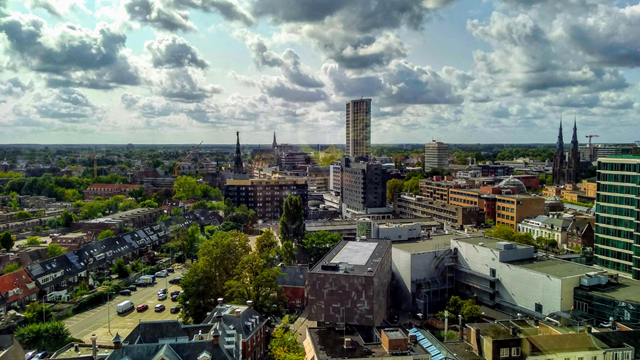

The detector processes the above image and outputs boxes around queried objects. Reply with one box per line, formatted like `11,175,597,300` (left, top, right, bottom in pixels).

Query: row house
0,269,39,311
83,184,143,200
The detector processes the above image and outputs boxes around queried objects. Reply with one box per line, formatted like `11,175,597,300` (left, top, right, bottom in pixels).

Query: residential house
517,215,571,247
276,265,308,309
567,220,594,250
0,269,39,309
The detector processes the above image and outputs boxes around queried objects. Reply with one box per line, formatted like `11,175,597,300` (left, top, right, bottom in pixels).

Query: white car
158,293,167,301
155,270,168,278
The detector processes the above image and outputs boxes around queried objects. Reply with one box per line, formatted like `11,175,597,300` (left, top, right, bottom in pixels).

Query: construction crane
69,151,100,178
585,135,600,147
174,142,203,176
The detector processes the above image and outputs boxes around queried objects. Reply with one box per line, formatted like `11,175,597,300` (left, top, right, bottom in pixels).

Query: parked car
136,304,149,312
25,351,41,360
170,306,180,314
128,285,137,291
171,290,180,297
155,304,165,312
158,293,167,301
119,289,131,296
32,352,48,360
171,294,179,302
155,270,168,278
166,267,175,273
169,276,183,285
158,288,168,295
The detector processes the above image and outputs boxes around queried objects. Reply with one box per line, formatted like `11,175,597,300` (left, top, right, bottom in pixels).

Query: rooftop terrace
392,234,459,254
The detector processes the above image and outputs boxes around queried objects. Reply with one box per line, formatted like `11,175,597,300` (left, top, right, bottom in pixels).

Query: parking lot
64,271,186,343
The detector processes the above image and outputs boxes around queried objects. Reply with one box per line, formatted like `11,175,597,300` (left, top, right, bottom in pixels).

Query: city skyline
0,0,639,144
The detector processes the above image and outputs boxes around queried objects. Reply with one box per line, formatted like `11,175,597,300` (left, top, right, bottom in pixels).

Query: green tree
513,232,538,248
403,177,421,195
386,179,405,203
118,199,138,212
280,195,305,244
23,302,52,324
281,241,296,266
15,321,80,352
173,176,200,200
225,254,285,317
197,184,222,201
139,200,158,208
546,175,553,186
183,224,203,258
80,201,107,219
301,231,342,263
254,229,280,266
159,214,170,221
46,244,66,259
172,208,183,216
98,230,115,240
111,259,132,278
190,200,208,211
269,320,305,360
405,172,426,181
3,263,21,274
46,217,59,229
0,231,14,251
59,210,77,227
484,219,495,227
25,237,42,246
64,189,82,202
485,224,515,241
127,186,146,202
179,231,251,323
14,211,33,220
219,221,239,232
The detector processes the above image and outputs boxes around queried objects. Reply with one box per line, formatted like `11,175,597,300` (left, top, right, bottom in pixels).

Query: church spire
272,132,277,149
234,131,243,174
571,116,579,151
556,117,564,153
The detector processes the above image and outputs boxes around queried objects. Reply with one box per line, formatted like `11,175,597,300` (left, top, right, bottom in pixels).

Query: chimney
235,309,242,318
217,298,224,305
111,333,122,350
90,334,98,360
585,325,592,334
247,300,253,308
344,338,352,348
215,310,222,322
212,328,220,344
509,327,516,337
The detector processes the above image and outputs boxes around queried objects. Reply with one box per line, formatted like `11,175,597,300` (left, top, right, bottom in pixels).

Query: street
64,270,185,343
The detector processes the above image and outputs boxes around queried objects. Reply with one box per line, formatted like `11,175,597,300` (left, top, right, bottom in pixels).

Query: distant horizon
0,142,637,147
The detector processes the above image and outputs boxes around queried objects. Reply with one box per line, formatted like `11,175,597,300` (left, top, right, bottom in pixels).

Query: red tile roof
0,269,39,303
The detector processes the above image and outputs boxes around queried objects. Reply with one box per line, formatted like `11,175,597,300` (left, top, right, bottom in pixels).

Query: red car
136,304,149,312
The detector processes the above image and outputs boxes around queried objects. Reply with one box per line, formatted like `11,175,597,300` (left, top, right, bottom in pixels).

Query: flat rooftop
469,323,516,340
392,234,459,254
310,240,390,276
452,236,532,250
510,257,597,278
579,276,640,303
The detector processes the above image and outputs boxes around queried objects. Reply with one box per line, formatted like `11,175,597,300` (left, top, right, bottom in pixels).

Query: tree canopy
301,231,342,263
280,195,305,244
98,230,115,240
386,179,404,203
173,176,199,200
0,231,13,251
47,244,66,259
179,231,251,323
15,321,80,352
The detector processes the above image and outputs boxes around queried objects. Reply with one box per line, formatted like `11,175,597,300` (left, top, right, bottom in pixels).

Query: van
116,300,134,314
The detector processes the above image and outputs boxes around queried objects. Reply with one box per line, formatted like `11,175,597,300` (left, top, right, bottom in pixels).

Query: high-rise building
340,157,388,219
345,99,372,159
552,120,580,185
594,156,640,279
424,140,449,169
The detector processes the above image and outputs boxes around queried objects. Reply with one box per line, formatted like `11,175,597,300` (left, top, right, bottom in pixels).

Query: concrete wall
0,336,25,360
453,240,564,315
391,248,413,310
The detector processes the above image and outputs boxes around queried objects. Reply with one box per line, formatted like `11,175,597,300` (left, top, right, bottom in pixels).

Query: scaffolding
414,247,457,317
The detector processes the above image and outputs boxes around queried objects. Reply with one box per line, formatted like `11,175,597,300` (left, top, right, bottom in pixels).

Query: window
512,348,521,357
578,357,584,360
500,348,509,358
592,356,598,360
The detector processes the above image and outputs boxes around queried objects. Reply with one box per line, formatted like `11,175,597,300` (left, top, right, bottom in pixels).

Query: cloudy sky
0,0,638,144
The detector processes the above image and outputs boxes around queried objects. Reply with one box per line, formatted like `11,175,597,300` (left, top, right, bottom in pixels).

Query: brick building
84,184,143,200
224,178,308,221
307,240,392,326
495,194,546,230
276,265,308,310
0,269,39,309
394,193,484,227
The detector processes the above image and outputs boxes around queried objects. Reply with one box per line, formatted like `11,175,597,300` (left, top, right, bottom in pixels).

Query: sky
0,0,639,145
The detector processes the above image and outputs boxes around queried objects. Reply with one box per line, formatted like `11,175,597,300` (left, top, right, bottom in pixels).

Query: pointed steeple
272,132,277,149
234,131,244,174
556,117,564,153
571,117,579,151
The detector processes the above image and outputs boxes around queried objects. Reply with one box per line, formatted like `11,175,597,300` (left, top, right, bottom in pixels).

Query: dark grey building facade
340,157,387,215
307,239,392,326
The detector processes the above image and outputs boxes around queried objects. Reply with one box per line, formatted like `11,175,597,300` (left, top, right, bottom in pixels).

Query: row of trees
385,169,451,203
